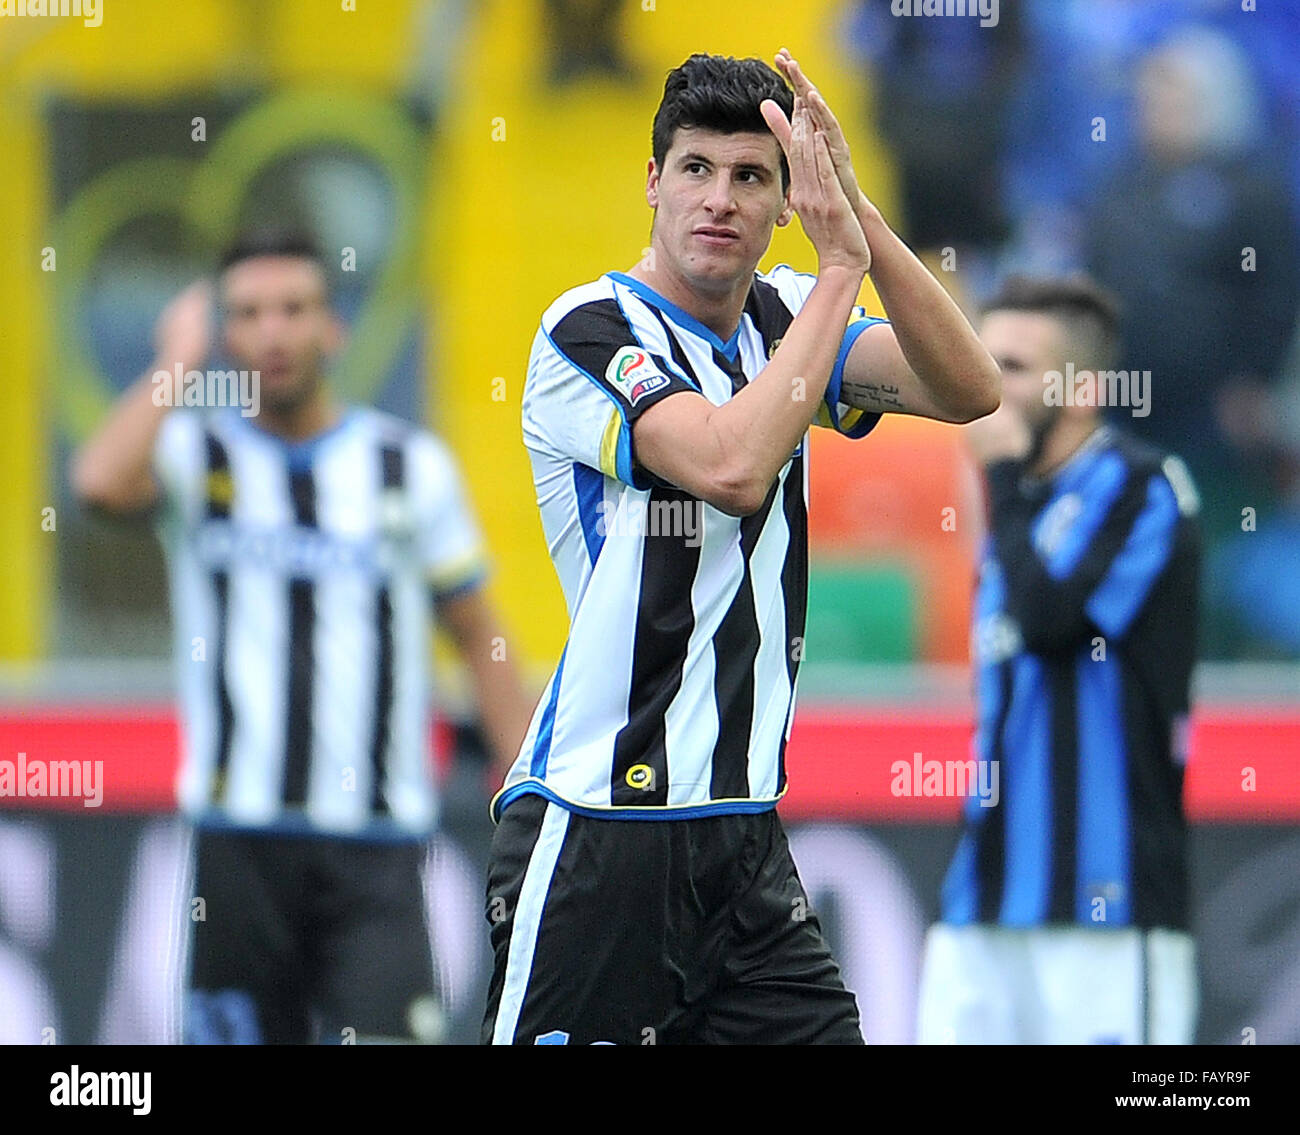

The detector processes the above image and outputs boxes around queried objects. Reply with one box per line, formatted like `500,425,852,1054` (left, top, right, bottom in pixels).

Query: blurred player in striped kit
71,230,534,1043
919,276,1202,1044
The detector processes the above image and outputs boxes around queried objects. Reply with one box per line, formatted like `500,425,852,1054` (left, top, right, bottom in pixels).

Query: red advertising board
2,706,1296,821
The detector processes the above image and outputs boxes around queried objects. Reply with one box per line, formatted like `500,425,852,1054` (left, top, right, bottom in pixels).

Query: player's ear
645,159,660,209
776,189,793,228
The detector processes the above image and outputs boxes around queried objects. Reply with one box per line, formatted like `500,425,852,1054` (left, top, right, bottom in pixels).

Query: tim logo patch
606,346,669,405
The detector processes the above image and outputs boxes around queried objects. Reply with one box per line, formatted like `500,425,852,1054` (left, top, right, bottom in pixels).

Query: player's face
646,126,791,296
220,256,341,414
979,310,1066,440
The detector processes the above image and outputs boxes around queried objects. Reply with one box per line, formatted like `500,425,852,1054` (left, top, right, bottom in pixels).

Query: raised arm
71,281,212,513
632,268,864,514
775,51,1000,424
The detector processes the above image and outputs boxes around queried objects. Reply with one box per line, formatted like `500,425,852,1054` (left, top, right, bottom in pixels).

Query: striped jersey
152,405,487,840
492,265,887,821
942,427,1202,929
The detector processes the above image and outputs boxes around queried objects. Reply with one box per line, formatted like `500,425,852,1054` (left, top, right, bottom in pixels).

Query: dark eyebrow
678,152,774,178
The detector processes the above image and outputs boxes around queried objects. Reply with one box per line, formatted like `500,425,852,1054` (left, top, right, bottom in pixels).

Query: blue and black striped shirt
942,427,1201,930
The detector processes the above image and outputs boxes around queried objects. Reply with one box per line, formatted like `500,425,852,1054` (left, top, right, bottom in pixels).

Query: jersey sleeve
409,433,489,600
1083,456,1197,640
524,297,699,490
759,263,888,440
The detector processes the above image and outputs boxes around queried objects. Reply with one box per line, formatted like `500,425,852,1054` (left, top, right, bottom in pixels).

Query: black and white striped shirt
494,265,886,820
153,406,486,840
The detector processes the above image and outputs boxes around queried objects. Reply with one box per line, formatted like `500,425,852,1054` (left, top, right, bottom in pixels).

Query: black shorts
481,794,863,1045
185,828,439,1044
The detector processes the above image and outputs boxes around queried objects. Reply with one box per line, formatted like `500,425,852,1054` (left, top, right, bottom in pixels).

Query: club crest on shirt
606,346,669,405
1034,492,1084,560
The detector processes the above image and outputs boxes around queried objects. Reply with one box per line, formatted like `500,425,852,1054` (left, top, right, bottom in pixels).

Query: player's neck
1032,417,1104,479
256,388,343,442
625,254,750,342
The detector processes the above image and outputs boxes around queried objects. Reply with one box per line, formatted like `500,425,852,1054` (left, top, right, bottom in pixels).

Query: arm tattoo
840,378,904,411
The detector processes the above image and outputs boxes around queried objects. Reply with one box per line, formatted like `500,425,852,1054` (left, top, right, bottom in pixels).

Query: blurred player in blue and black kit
918,276,1203,1045
481,51,1001,1045
71,230,534,1043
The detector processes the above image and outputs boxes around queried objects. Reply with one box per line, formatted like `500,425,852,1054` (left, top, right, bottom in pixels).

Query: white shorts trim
490,802,570,1045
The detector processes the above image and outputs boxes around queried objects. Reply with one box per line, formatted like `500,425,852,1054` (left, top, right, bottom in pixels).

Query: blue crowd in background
849,0,1300,659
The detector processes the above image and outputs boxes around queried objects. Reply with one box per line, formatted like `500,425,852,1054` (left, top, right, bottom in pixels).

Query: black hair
218,228,327,277
651,53,795,191
983,274,1122,371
